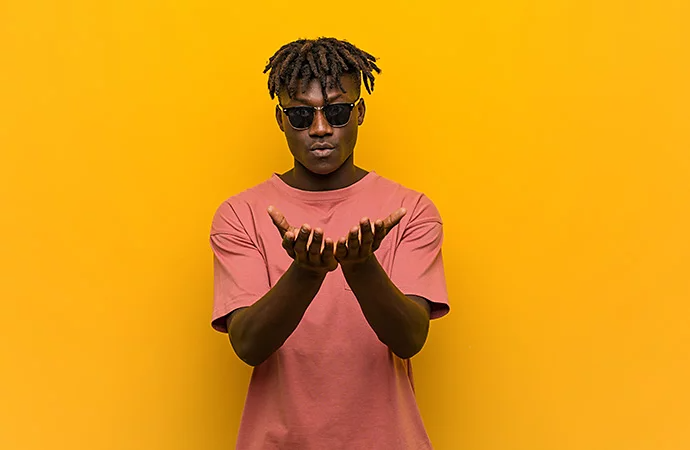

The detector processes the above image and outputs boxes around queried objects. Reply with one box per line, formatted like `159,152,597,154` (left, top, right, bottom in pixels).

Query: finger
335,237,348,260
294,224,311,258
308,228,323,264
372,208,407,252
282,230,297,258
267,205,291,238
372,219,386,251
359,217,374,252
347,225,360,255
322,238,336,265
382,207,407,234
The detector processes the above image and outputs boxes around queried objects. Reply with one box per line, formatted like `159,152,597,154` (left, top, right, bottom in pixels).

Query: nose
308,109,333,137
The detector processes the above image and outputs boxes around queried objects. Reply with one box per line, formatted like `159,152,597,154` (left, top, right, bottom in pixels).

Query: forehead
279,74,359,106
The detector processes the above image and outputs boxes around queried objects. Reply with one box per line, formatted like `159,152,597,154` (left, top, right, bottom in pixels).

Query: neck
280,161,368,192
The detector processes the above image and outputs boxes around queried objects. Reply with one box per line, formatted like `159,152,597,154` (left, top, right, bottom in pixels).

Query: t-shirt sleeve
210,199,270,333
390,194,450,320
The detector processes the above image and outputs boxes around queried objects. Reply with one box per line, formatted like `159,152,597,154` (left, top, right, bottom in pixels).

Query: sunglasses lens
283,103,355,129
325,104,353,126
286,107,314,129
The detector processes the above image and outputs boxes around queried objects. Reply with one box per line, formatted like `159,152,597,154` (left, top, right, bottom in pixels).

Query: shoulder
371,173,443,225
210,178,276,234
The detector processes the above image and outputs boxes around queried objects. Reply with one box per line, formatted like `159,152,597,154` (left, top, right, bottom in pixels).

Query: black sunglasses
279,99,360,130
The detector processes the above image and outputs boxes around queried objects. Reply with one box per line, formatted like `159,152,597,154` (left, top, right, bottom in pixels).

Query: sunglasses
279,99,360,130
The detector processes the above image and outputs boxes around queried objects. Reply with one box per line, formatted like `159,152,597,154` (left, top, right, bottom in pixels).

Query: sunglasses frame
278,98,362,130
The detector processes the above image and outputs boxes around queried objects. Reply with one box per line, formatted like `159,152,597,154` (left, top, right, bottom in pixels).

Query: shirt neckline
268,170,378,202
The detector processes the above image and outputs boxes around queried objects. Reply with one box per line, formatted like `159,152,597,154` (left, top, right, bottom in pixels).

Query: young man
210,37,450,450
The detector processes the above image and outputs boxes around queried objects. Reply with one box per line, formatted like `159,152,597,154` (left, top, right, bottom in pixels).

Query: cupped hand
335,207,407,268
267,205,339,274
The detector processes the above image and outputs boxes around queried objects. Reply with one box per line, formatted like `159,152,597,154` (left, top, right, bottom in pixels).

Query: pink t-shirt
210,170,450,450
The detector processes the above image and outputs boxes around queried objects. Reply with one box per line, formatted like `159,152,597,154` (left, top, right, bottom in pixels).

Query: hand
267,205,339,274
335,207,407,268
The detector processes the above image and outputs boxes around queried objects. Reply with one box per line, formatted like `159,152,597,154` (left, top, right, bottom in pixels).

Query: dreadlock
263,37,381,102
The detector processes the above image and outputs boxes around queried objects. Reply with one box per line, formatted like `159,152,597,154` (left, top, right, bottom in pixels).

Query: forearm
342,256,429,359
228,261,326,366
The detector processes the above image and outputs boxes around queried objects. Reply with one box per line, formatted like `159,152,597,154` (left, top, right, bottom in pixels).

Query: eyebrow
289,92,345,106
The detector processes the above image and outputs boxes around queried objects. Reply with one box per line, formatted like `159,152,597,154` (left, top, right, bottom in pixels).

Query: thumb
267,205,290,238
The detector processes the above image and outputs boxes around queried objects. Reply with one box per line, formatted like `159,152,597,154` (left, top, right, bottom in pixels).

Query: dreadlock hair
264,37,381,103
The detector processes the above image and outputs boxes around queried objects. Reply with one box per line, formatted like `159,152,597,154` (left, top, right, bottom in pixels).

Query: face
275,74,366,175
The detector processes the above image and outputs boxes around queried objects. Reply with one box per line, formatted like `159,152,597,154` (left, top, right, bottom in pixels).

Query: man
210,37,450,450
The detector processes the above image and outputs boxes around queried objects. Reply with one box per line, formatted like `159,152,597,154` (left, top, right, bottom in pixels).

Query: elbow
392,341,424,359
392,323,429,359
241,354,264,367
230,335,265,367
392,334,428,359
227,310,262,366
393,348,419,360
228,319,263,367
392,300,431,359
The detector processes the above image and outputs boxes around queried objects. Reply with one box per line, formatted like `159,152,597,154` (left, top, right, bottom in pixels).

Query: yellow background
2,1,689,449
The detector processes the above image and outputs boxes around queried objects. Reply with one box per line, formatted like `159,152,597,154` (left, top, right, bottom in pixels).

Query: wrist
340,254,377,274
290,260,329,280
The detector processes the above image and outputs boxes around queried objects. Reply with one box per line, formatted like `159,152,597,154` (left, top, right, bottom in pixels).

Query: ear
275,104,285,132
356,98,366,126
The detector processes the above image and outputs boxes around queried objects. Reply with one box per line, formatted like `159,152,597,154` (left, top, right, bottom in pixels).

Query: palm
335,207,407,267
267,205,339,273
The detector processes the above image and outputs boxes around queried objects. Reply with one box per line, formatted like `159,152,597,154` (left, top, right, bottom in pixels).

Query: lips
309,146,335,158
310,143,335,151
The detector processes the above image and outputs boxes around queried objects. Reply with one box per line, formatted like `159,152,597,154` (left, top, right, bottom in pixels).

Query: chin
305,164,339,175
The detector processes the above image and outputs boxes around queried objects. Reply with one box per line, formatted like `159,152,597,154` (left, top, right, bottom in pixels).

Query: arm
341,255,431,359
335,209,433,359
228,208,340,366
227,260,326,366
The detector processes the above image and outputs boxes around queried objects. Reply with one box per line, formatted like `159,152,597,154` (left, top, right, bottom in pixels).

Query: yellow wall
2,1,689,449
